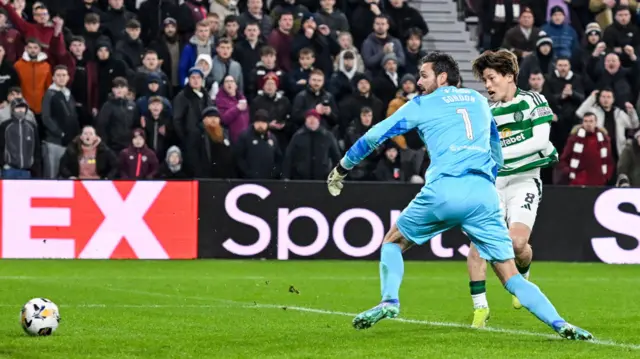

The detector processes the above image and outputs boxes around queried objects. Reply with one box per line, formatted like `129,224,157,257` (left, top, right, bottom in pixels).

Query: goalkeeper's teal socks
380,243,404,302
504,274,564,328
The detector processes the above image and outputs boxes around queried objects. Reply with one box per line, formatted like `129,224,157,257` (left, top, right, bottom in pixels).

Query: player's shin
380,242,404,303
467,244,488,309
515,244,533,279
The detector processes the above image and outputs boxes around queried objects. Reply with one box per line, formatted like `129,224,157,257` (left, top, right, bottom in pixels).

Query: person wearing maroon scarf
118,128,160,179
558,112,615,186
178,0,208,42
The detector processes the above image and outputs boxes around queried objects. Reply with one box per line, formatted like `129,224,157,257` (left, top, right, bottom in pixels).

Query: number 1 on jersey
456,108,474,140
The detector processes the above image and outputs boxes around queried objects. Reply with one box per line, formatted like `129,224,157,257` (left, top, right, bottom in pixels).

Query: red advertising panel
0,180,198,259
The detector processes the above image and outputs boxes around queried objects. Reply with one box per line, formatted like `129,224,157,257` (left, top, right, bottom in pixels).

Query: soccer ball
20,298,60,336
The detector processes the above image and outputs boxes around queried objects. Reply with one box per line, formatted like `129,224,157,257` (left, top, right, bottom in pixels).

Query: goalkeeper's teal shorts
395,174,515,262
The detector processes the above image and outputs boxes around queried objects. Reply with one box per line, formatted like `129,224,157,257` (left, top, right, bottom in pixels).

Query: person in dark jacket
372,53,401,109
178,0,208,41
328,49,362,104
238,0,273,35
572,22,603,75
374,141,410,182
282,109,340,180
518,32,555,89
150,18,185,94
41,65,81,179
66,0,104,36
96,77,138,152
291,69,339,131
587,51,639,108
115,19,145,70
118,128,160,179
338,73,385,133
287,47,315,98
267,10,294,72
501,7,540,61
541,6,578,59
173,67,213,172
194,105,236,178
291,12,340,77
349,0,382,49
94,40,129,108
402,28,427,77
251,72,292,151
384,0,428,40
134,50,172,101
138,0,180,45
234,109,282,178
360,14,406,74
343,106,378,180
141,96,170,160
58,125,118,179
0,98,41,178
102,0,136,45
247,46,286,101
136,73,173,117
157,145,189,179
233,21,266,92
81,13,111,62
314,0,349,36
602,6,640,68
0,45,20,105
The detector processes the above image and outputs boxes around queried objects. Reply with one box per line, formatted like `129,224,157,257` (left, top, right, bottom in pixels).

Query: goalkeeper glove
327,163,349,196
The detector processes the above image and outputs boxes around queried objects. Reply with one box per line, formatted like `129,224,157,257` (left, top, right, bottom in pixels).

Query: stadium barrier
0,180,638,263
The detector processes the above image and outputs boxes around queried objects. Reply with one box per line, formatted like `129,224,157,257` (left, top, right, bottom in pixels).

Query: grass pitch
0,260,638,358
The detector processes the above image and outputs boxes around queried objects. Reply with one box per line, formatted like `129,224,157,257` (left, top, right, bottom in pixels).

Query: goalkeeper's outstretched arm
339,99,420,171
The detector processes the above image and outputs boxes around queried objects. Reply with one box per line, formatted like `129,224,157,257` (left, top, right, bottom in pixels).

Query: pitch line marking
92,286,640,351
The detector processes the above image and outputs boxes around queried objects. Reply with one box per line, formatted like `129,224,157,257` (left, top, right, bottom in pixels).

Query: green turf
0,260,638,359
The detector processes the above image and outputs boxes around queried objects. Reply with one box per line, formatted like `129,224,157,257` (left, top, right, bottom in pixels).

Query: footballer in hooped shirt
326,52,592,340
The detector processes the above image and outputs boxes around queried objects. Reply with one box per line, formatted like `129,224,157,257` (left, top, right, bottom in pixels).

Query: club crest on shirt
514,111,524,122
500,128,512,139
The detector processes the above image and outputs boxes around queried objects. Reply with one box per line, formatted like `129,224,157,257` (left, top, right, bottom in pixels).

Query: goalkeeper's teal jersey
341,86,503,184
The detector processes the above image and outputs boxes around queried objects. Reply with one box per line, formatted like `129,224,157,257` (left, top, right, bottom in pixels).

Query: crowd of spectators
0,0,430,183
468,0,640,187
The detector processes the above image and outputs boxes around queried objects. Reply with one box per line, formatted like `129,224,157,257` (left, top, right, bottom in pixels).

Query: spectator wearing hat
361,15,406,75
334,32,365,74
140,96,171,159
291,69,338,131
572,22,603,74
268,10,295,72
0,1,56,54
314,0,349,37
602,6,640,68
216,75,250,143
616,129,640,187
373,53,401,108
178,0,208,42
234,108,282,179
212,37,244,93
385,0,428,41
59,125,118,179
138,0,180,45
339,73,385,131
545,56,586,153
150,17,185,94
157,145,189,179
193,53,217,97
96,77,138,153
233,22,266,92
65,0,104,36
291,12,340,77
374,141,416,182
546,1,571,25
344,106,379,180
102,0,136,45
0,45,19,103
173,66,213,167
238,0,272,35
134,49,171,101
402,28,427,76
194,105,236,178
93,40,129,109
178,20,215,87
542,6,578,58
0,8,22,63
116,19,144,70
0,87,35,125
502,7,540,61
557,112,614,186
118,128,159,179
288,47,315,97
329,49,363,104
518,31,555,89
0,98,41,178
282,108,340,180
247,46,285,101
41,65,80,179
14,38,52,117
576,88,639,161
251,72,292,150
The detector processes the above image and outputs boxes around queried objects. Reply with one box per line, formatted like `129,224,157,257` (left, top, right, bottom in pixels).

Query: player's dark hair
420,52,460,86
471,49,519,79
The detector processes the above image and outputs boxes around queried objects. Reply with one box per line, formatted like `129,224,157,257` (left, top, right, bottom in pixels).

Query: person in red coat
118,128,160,179
558,112,615,186
0,1,58,54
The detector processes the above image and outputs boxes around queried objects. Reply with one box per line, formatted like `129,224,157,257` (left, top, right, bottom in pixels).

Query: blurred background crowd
0,0,638,187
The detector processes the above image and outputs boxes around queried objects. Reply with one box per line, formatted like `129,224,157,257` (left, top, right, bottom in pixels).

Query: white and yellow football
20,298,60,336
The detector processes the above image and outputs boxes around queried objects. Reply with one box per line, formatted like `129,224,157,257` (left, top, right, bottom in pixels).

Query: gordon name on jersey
490,89,558,176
